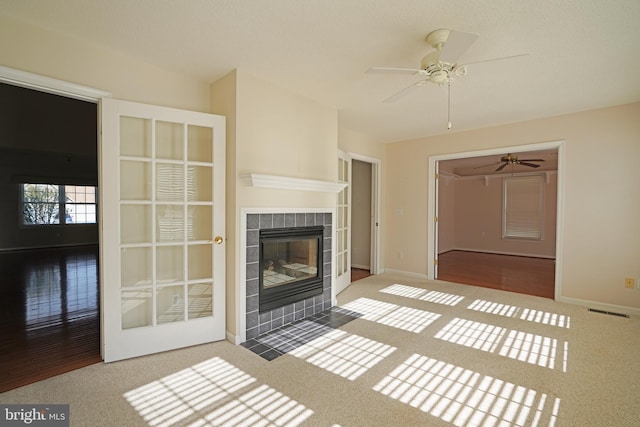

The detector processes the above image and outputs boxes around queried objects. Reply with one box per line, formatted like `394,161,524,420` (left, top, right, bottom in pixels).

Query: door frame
427,140,565,301
348,153,382,275
0,65,111,101
0,66,110,355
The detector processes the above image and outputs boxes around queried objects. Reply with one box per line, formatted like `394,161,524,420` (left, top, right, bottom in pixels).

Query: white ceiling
2,0,639,143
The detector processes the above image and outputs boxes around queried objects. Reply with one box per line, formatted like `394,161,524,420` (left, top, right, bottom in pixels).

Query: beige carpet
2,273,639,426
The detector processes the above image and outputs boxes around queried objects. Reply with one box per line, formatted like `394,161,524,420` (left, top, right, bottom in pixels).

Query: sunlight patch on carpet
498,331,560,370
467,300,570,328
435,318,567,370
435,318,506,353
124,357,256,426
289,329,396,380
373,353,560,427
191,384,313,427
341,297,441,333
380,284,465,306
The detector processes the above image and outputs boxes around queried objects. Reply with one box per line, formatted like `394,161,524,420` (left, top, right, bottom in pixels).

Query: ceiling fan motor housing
502,156,518,165
426,28,451,50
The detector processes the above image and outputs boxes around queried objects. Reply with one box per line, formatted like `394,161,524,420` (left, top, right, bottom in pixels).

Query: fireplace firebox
259,226,324,312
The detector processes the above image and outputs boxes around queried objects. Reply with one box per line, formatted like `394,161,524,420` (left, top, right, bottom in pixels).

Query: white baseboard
352,263,370,270
558,296,639,317
381,268,430,280
226,330,243,345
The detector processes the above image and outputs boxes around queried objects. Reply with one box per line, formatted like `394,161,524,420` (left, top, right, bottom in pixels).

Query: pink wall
437,175,456,253
438,173,557,258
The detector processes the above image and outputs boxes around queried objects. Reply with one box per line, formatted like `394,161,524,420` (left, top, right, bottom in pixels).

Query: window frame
63,185,98,225
502,174,544,241
20,182,98,226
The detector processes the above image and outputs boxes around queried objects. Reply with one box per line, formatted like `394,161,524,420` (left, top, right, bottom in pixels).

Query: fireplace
245,212,332,340
259,226,324,312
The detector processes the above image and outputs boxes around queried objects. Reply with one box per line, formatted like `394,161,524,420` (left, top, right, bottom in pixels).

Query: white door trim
427,140,565,301
0,65,111,102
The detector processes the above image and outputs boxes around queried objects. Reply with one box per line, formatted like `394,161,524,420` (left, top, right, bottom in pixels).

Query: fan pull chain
447,80,452,130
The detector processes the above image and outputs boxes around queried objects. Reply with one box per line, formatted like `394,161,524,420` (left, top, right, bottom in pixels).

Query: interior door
434,161,440,278
335,151,351,294
100,98,225,362
369,160,379,275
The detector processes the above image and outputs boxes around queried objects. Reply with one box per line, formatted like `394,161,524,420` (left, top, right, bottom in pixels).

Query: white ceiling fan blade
383,81,423,103
460,53,528,67
439,30,479,64
366,67,421,75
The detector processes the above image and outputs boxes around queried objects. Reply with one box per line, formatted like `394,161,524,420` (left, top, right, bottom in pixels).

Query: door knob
214,236,224,245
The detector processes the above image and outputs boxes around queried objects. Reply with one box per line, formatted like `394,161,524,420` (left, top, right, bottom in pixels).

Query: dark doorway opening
0,82,100,391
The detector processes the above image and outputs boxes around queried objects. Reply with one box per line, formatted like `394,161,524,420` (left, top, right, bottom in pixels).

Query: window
22,183,97,225
64,185,97,224
503,175,543,240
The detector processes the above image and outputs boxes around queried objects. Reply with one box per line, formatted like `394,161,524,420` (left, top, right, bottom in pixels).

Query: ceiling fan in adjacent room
475,153,545,172
366,28,527,129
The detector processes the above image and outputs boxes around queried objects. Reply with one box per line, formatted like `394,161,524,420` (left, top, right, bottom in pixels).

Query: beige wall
210,71,239,340
0,14,210,111
212,69,339,338
386,103,640,311
338,128,386,160
234,70,338,208
440,173,557,258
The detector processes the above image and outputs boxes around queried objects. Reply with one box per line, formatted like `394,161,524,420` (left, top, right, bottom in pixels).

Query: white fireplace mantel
240,173,347,193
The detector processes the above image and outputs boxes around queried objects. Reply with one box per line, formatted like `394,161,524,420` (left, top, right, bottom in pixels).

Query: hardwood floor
0,245,101,393
351,267,371,282
437,250,555,299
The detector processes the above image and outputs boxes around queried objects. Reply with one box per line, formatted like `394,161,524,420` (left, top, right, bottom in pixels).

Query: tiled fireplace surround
244,211,333,341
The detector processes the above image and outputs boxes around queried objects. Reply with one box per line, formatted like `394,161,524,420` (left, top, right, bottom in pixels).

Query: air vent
588,308,630,318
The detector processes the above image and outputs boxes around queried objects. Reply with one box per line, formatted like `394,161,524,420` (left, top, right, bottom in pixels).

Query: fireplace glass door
259,226,324,312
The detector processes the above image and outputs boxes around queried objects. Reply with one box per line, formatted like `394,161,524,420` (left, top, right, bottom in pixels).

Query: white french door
335,151,351,294
100,98,226,362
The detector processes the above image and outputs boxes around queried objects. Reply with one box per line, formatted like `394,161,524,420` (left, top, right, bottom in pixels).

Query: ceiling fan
367,28,526,128
475,153,545,172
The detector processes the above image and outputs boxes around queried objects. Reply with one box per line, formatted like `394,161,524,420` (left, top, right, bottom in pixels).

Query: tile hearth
241,306,361,360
